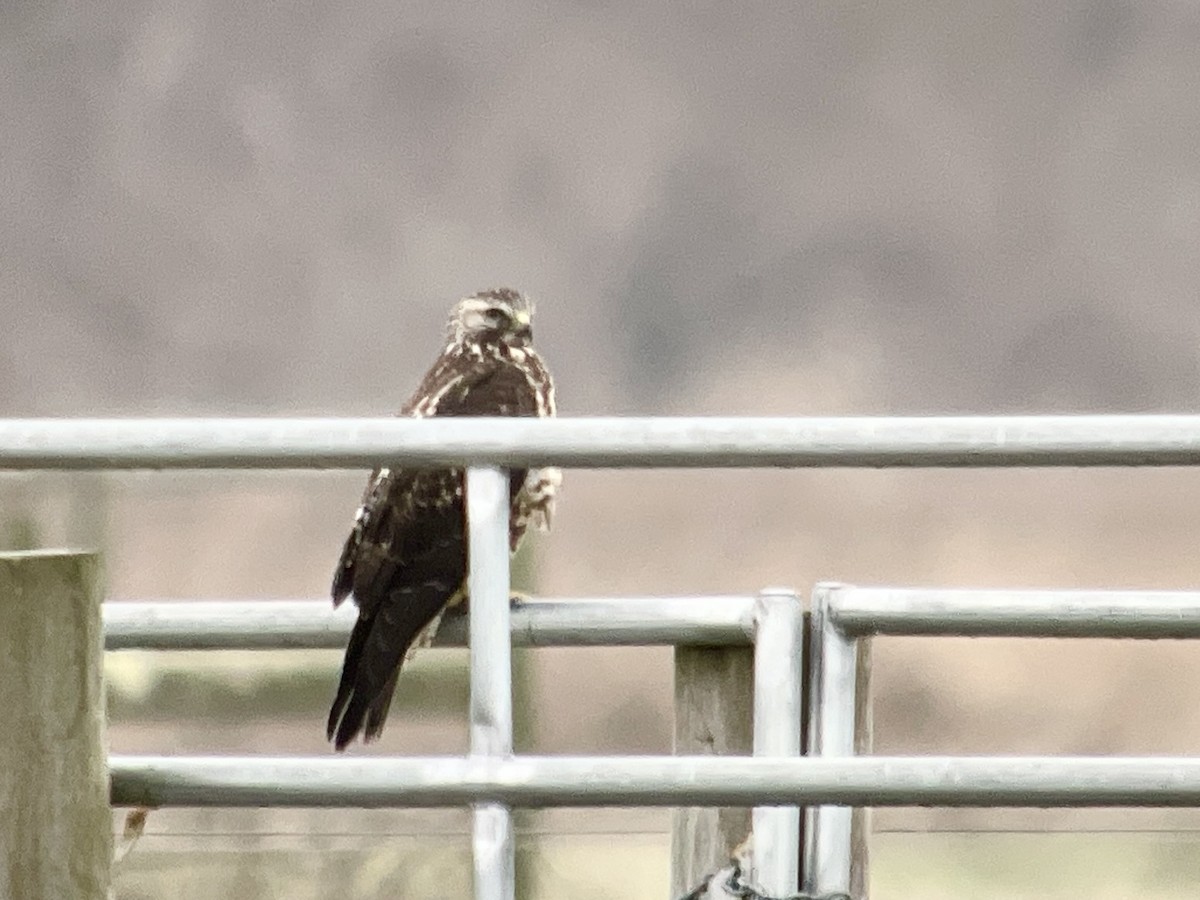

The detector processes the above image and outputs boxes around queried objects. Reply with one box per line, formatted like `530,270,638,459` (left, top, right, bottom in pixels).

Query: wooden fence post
670,645,754,897
0,551,111,900
850,636,873,899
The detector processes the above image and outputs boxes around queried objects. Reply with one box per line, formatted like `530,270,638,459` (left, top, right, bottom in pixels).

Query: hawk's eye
482,307,508,329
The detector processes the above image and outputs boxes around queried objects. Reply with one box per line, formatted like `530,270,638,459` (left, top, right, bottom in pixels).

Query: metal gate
7,414,1200,899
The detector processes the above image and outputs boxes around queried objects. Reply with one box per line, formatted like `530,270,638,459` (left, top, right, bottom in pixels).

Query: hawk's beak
513,310,532,337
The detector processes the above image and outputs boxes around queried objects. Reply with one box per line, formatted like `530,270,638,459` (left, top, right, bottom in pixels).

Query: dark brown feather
327,295,555,750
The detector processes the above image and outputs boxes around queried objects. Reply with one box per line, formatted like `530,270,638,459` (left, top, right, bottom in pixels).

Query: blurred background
5,0,1200,896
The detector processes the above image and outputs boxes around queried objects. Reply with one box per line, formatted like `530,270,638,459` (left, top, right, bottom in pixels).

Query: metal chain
678,860,852,900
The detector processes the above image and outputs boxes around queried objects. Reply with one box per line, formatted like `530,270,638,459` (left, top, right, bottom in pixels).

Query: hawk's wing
326,466,466,749
326,352,546,749
331,356,543,612
330,351,469,611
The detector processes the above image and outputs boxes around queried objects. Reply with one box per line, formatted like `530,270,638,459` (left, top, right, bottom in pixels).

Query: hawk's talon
441,590,532,613
516,466,561,534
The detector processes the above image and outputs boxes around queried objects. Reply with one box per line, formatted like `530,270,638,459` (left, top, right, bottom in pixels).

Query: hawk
326,288,559,751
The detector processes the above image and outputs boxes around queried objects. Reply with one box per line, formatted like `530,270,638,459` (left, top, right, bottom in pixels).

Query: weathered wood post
850,636,873,899
0,551,111,899
670,645,754,896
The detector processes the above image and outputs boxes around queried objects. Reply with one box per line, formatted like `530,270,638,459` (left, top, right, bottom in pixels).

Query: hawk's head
449,288,534,350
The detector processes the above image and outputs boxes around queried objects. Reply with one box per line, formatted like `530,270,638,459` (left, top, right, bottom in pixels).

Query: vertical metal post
467,467,515,900
751,589,803,895
804,583,857,897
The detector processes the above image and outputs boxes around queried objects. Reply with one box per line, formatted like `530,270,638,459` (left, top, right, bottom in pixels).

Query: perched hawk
326,288,559,751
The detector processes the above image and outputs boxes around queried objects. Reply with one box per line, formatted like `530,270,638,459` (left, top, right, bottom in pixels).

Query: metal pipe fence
6,414,1200,468
101,596,759,650
803,583,1200,897
109,754,1200,808
751,592,804,896
103,590,804,894
466,467,516,900
829,587,1200,638
12,416,1200,899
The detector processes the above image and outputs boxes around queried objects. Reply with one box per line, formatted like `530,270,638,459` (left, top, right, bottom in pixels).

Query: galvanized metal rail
108,754,1200,808
102,596,759,650
6,414,1200,468
465,468,516,900
103,588,803,898
803,584,1200,898
829,587,1200,638
13,416,1200,899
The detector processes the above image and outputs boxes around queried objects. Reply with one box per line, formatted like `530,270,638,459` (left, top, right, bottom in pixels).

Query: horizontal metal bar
9,415,1200,469
831,588,1200,638
110,755,1200,808
102,597,757,650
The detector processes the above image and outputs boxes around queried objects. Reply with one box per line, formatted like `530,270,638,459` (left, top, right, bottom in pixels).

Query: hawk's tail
326,614,372,744
327,577,456,751
328,623,403,751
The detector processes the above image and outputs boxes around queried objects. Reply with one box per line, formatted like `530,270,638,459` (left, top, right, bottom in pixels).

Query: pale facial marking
448,290,534,347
